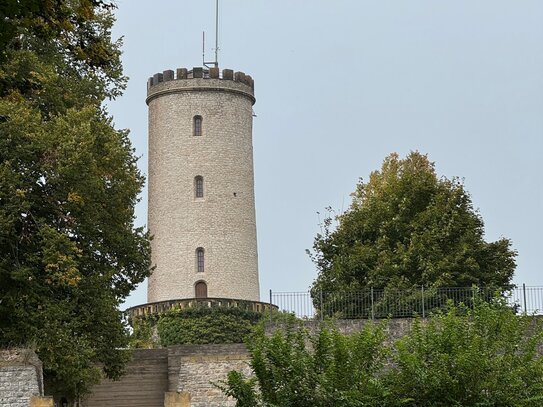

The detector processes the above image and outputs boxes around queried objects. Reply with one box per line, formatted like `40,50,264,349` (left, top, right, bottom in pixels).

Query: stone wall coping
178,354,248,363
0,348,40,366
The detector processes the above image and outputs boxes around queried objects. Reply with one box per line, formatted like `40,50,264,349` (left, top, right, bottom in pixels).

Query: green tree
309,152,516,314
221,319,389,407
0,0,150,400
0,0,116,65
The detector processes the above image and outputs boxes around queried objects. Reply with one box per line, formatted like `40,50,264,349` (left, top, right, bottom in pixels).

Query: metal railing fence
270,285,543,320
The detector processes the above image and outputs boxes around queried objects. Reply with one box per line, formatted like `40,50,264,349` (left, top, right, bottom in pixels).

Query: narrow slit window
195,176,204,198
193,115,202,136
196,247,205,272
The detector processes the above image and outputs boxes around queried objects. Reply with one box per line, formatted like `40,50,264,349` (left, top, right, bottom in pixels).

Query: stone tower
145,67,260,303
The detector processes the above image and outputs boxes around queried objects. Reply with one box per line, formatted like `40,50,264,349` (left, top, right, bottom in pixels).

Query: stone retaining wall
0,349,44,407
169,344,250,407
277,318,415,342
82,344,250,407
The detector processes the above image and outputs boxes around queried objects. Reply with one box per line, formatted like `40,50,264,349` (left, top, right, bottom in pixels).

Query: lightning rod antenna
202,31,205,66
215,0,219,65
204,0,219,68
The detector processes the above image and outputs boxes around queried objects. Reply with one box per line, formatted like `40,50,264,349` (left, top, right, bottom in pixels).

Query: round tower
146,66,260,303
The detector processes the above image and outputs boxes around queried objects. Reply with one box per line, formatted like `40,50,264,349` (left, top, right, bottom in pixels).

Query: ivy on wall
158,307,263,346
130,315,158,349
129,307,265,347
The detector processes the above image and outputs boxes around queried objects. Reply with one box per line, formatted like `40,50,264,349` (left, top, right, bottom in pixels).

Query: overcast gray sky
110,1,543,309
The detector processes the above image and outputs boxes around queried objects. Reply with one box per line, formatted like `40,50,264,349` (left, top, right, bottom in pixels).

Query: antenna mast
203,0,219,68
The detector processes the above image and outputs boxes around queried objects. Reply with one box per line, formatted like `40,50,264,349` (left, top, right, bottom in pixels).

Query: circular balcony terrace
125,297,277,320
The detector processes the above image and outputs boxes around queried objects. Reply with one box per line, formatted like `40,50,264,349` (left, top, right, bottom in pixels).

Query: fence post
523,283,527,315
269,289,273,322
421,285,425,318
320,290,324,321
370,287,374,321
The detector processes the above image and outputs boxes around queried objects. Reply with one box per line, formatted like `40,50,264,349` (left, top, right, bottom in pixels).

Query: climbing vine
157,307,263,346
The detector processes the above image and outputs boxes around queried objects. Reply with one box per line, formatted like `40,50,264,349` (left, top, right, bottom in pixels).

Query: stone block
30,396,54,407
163,70,175,81
164,391,191,407
245,75,254,89
153,73,164,85
177,68,188,79
234,71,246,83
222,69,233,80
209,67,219,78
192,67,203,78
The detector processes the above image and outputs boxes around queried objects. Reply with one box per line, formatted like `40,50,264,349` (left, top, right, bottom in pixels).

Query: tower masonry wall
146,68,260,303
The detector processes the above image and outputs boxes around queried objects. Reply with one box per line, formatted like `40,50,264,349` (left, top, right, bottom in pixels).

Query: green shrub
387,297,543,406
222,320,390,407
157,307,263,346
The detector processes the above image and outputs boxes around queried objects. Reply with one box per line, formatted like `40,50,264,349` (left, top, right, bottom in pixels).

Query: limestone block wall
146,68,260,303
0,349,43,407
279,318,416,342
82,344,251,407
168,344,251,407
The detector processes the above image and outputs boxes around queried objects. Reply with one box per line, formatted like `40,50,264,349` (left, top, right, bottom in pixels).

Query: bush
157,307,263,346
222,320,390,407
388,298,543,406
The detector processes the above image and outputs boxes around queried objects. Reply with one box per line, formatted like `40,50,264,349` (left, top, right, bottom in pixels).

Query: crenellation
163,70,174,81
177,68,188,79
222,69,234,80
146,67,255,93
245,74,254,89
192,67,203,78
209,67,219,78
153,72,163,85
234,71,246,83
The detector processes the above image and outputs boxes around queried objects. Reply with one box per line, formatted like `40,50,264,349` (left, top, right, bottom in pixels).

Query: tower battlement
147,67,254,90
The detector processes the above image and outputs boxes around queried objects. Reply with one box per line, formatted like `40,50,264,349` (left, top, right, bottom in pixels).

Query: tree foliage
391,298,543,406
0,0,150,399
221,319,390,407
0,0,117,66
223,299,543,406
310,152,516,299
